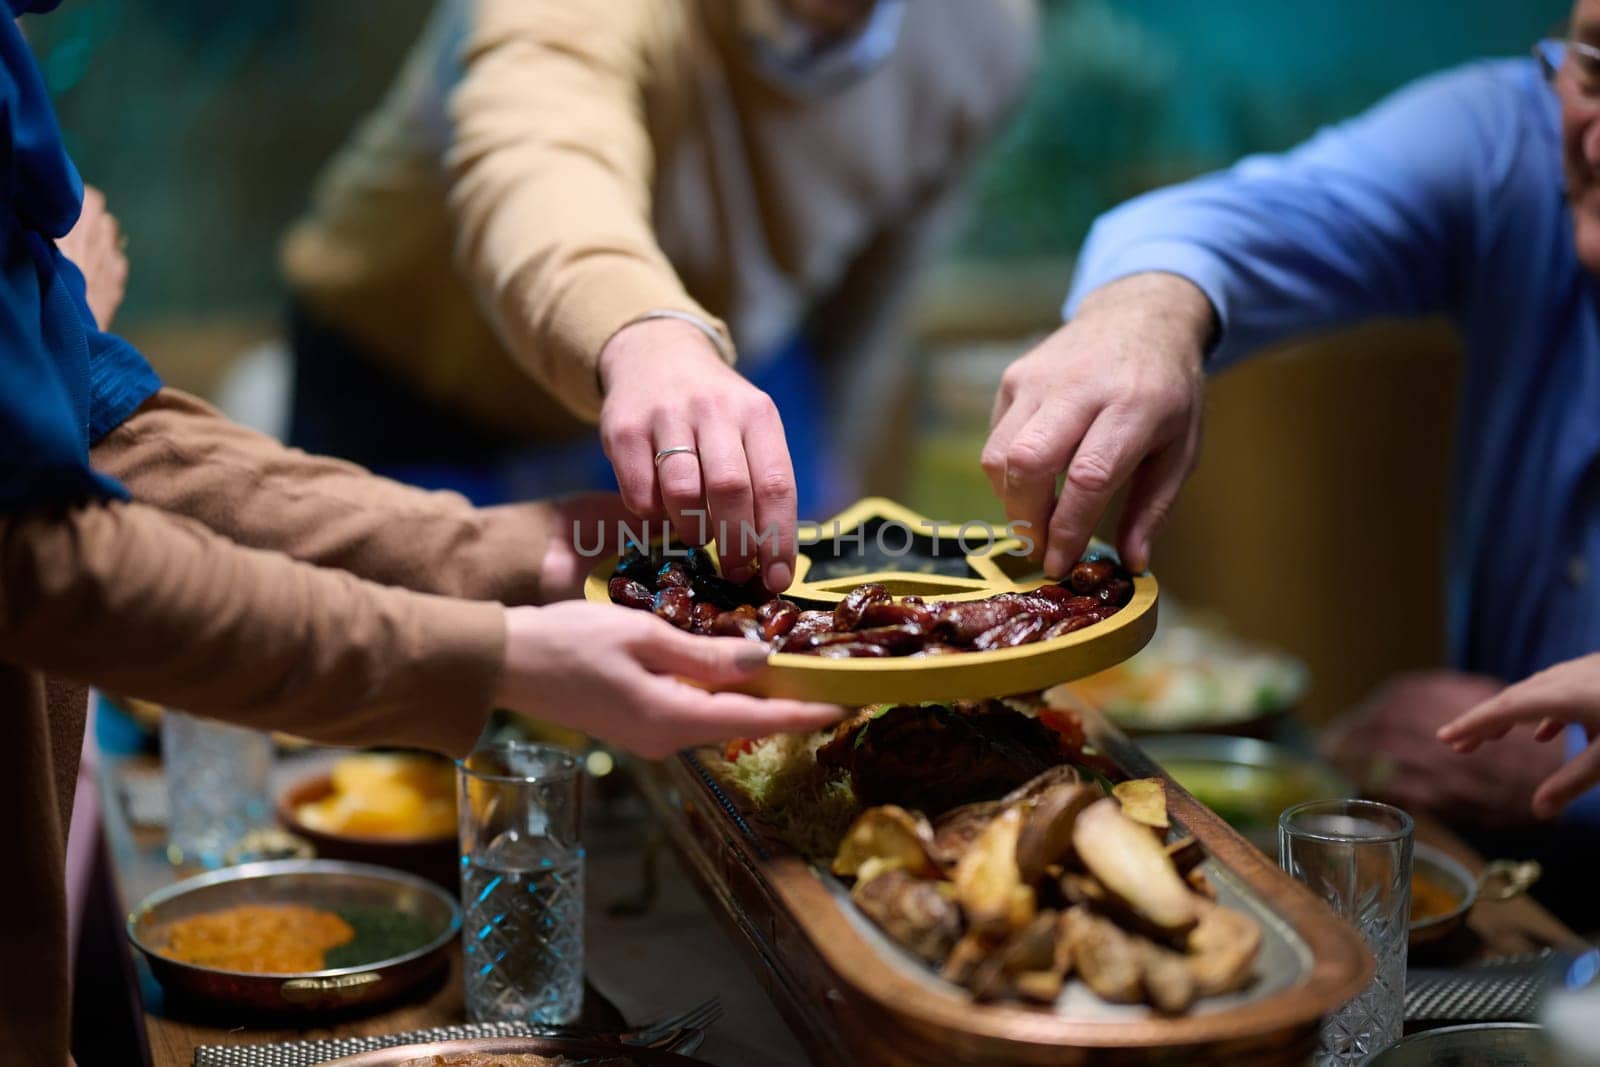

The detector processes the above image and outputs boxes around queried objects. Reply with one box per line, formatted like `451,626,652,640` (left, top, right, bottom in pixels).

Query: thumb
636,628,771,686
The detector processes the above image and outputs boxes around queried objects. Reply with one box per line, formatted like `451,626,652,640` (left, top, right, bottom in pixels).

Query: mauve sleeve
92,388,552,606
0,498,503,757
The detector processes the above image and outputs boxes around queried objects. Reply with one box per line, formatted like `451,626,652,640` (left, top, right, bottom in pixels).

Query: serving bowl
127,859,459,1016
277,772,459,890
1136,735,1355,857
317,1035,715,1066
1368,1022,1549,1066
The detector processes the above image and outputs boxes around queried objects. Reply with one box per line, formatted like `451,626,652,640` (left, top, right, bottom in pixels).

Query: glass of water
161,710,272,869
458,742,585,1024
1280,799,1413,1066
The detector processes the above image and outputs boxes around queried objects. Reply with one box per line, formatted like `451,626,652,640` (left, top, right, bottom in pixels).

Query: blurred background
30,0,1568,726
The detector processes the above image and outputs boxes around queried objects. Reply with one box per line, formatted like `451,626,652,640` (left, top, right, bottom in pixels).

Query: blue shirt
1070,53,1600,684
1,2,160,513
1066,52,1600,819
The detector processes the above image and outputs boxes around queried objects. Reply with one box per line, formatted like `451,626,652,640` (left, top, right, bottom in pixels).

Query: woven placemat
193,1021,624,1067
1405,952,1554,1026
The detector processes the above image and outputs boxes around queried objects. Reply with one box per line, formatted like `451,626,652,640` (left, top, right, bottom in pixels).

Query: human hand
598,318,797,592
524,492,639,603
495,602,844,759
56,184,128,330
1320,671,1561,832
1438,653,1600,820
981,273,1211,577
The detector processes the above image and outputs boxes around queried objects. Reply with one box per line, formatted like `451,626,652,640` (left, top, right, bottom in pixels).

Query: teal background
24,0,1573,325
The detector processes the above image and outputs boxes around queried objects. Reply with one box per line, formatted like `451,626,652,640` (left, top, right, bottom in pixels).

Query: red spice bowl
277,772,459,891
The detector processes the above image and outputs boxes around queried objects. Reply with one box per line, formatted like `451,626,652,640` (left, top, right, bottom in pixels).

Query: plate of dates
585,498,1158,705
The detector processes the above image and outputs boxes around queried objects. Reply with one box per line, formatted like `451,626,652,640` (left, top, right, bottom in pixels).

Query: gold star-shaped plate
584,497,1158,706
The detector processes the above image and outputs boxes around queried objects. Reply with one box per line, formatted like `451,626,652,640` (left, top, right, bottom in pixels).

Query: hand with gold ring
598,317,797,592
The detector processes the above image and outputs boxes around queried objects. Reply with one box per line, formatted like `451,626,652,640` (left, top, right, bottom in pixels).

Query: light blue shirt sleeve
1065,62,1521,368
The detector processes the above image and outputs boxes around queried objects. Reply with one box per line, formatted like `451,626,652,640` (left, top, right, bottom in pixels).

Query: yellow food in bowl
297,753,456,839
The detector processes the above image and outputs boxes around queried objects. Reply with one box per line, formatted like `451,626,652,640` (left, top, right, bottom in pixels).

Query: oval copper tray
316,1036,713,1066
127,859,459,1016
585,497,1158,705
634,705,1374,1066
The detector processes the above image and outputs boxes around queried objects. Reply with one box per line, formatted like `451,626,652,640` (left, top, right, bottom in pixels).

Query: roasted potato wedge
954,807,1034,936
1166,836,1206,876
1139,941,1198,1014
851,868,961,964
1063,907,1143,1003
1186,900,1262,996
1112,778,1169,830
940,929,993,986
833,805,941,882
930,800,1004,868
1015,783,1098,883
966,909,1062,1001
1072,799,1199,938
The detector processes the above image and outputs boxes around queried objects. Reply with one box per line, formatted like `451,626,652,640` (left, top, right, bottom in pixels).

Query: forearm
1065,67,1486,367
447,0,730,420
93,389,550,605
0,499,502,757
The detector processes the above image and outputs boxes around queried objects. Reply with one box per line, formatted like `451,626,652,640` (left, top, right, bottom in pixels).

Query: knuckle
754,469,795,504
1065,452,1116,495
1005,438,1057,478
739,392,779,424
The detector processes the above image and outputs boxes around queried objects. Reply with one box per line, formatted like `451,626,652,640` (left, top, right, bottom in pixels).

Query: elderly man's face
1562,0,1600,272
779,0,877,39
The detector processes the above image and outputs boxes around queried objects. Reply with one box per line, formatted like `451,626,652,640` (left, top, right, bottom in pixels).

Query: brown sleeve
92,388,551,606
446,0,732,421
0,500,503,758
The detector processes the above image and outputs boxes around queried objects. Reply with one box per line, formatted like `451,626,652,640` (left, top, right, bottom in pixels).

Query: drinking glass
161,710,272,869
458,742,585,1024
1280,799,1413,1066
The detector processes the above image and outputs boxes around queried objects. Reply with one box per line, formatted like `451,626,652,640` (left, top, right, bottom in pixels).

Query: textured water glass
459,743,585,1024
1280,799,1413,1066
161,710,272,869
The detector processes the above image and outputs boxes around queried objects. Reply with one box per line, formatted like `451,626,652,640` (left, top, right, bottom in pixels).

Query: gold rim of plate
584,498,1158,706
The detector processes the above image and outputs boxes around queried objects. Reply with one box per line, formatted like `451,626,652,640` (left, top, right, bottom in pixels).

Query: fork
526,996,722,1048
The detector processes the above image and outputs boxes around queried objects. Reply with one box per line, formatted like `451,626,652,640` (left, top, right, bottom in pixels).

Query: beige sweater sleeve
93,388,551,606
0,500,502,758
446,0,731,421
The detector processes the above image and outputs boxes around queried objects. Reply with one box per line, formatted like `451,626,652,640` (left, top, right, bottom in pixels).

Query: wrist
1079,272,1217,363
598,315,730,394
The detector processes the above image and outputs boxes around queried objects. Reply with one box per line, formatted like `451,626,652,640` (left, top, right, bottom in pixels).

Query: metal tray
585,497,1158,705
127,859,459,1016
636,705,1372,1065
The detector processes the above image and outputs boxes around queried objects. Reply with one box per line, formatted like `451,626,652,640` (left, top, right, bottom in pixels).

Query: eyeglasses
1540,36,1600,101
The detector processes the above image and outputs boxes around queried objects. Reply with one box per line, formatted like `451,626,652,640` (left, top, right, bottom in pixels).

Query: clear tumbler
458,742,585,1024
1280,799,1413,1066
162,710,272,869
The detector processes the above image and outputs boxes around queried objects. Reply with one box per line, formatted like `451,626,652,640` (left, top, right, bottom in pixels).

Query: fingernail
766,562,793,591
726,564,752,584
734,646,770,671
1043,553,1064,580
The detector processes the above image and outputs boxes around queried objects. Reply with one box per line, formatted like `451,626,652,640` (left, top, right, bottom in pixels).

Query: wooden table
97,755,1587,1067
97,752,804,1067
